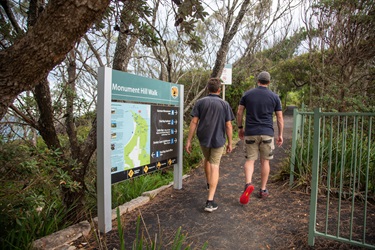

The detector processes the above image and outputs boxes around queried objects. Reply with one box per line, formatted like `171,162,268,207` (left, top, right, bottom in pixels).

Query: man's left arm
275,110,284,146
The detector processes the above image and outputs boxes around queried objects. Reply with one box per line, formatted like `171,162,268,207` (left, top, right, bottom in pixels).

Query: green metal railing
290,108,375,248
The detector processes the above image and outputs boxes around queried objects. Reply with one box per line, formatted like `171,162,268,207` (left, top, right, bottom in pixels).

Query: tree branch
8,104,38,130
0,0,24,34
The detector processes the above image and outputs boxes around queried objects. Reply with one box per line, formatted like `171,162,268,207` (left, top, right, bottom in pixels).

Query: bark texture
0,0,110,119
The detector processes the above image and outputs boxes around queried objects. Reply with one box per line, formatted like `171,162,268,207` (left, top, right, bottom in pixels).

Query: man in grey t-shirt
236,71,284,204
186,78,234,212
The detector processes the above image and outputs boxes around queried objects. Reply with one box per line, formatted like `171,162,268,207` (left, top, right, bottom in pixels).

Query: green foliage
117,208,126,250
2,201,71,250
109,1,161,47
182,125,203,171
288,140,314,190
288,114,375,199
186,33,204,53
176,0,209,24
286,91,303,106
111,172,173,208
138,23,160,47
261,28,308,62
0,138,190,249
0,143,71,249
180,69,210,105
306,0,375,111
271,53,311,106
225,69,256,115
110,0,207,52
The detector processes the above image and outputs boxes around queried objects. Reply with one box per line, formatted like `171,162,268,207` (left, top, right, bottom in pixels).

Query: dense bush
0,142,71,249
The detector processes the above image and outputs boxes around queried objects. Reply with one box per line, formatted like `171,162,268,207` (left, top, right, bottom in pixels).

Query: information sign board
108,70,181,184
110,103,179,183
97,67,184,233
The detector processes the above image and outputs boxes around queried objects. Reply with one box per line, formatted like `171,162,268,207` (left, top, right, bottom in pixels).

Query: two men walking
185,71,284,212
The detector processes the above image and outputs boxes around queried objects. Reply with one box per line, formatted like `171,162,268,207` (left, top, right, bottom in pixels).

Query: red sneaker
240,184,254,204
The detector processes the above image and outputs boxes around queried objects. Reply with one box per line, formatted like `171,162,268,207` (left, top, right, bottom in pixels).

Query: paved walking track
106,112,301,250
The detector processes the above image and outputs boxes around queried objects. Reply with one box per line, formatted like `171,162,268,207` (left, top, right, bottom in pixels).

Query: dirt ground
76,112,375,250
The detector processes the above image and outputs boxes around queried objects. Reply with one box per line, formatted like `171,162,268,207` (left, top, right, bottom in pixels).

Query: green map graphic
124,110,150,169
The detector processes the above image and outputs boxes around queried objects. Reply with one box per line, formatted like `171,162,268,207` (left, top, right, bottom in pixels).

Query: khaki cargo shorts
200,145,225,165
244,135,275,160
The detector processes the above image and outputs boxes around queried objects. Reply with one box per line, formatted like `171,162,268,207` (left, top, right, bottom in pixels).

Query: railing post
289,108,299,187
308,108,322,246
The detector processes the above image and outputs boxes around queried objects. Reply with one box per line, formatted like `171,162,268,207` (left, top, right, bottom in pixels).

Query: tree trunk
0,0,110,120
33,78,61,149
66,50,80,159
113,31,139,72
112,3,139,73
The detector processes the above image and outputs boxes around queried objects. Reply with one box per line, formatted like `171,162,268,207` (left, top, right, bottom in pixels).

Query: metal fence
289,108,375,248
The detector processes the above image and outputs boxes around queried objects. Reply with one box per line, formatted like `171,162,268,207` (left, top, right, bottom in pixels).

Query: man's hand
226,143,232,153
185,141,192,154
276,136,283,146
239,128,245,140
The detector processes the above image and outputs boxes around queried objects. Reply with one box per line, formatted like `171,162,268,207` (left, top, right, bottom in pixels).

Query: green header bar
111,69,180,106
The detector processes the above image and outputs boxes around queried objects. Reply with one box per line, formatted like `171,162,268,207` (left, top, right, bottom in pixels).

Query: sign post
97,67,112,233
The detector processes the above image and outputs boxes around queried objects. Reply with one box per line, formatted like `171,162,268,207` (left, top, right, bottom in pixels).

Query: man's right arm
236,105,245,140
185,117,199,154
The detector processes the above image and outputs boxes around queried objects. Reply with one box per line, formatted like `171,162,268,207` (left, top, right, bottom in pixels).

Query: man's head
257,71,271,85
207,78,221,93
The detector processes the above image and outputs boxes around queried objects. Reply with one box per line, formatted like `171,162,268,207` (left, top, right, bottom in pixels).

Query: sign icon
144,165,149,173
171,86,178,98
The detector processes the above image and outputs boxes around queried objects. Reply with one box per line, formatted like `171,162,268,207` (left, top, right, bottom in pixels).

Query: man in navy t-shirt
186,78,235,212
236,71,284,204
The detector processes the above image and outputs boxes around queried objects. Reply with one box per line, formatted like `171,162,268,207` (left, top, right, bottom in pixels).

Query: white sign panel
220,64,232,85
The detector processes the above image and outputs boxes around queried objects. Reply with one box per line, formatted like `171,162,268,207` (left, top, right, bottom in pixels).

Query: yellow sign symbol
171,86,178,98
144,165,149,173
156,162,161,169
168,159,172,166
128,170,134,178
